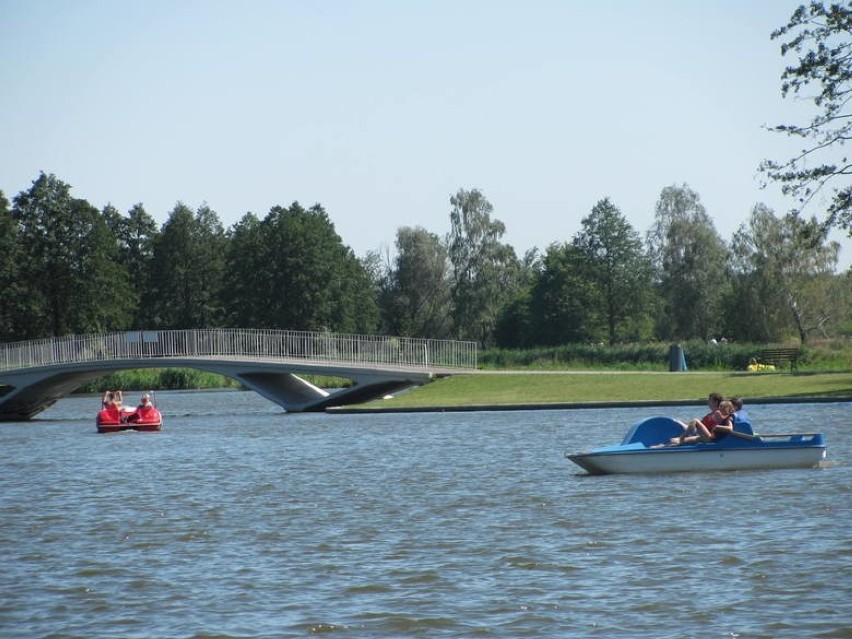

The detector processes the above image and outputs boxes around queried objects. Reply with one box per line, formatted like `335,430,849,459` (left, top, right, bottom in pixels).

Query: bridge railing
0,329,478,372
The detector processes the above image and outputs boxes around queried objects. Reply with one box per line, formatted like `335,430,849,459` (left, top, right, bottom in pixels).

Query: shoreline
330,395,852,414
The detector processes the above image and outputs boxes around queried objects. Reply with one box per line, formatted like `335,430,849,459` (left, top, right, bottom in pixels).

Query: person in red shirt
665,396,734,446
657,392,734,447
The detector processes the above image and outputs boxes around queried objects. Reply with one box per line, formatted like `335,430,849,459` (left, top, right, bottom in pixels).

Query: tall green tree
99,203,140,326
494,248,542,348
761,2,852,233
448,188,520,346
223,202,378,332
71,200,133,333
12,173,129,336
380,227,453,338
647,184,731,341
528,242,598,345
13,173,73,336
118,203,161,328
0,191,22,341
222,213,269,328
572,198,654,344
271,202,376,331
730,204,841,343
149,203,226,328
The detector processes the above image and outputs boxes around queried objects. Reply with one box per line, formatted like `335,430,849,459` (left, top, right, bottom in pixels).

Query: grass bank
354,370,852,410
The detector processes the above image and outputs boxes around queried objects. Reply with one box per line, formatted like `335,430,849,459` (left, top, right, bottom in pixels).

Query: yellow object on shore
747,363,776,372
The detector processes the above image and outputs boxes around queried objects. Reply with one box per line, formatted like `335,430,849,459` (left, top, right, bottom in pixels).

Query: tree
447,188,521,346
0,190,22,341
222,213,269,328
528,242,600,345
380,227,453,338
267,202,377,332
572,198,654,344
760,2,852,233
729,204,841,343
493,248,543,348
69,199,133,333
647,184,731,341
118,203,161,328
223,202,378,333
13,173,74,336
12,173,129,336
149,203,226,328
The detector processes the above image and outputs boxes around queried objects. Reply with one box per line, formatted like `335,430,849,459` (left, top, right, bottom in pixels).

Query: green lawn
362,370,852,409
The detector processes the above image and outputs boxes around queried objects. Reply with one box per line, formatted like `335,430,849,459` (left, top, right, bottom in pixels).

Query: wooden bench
756,347,801,372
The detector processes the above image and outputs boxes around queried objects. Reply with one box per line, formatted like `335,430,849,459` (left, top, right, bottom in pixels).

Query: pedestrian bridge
0,329,477,421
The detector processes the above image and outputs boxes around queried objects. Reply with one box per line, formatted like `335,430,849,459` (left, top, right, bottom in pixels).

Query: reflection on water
1,392,850,638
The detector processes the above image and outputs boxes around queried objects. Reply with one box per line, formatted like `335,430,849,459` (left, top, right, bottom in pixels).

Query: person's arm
714,417,734,436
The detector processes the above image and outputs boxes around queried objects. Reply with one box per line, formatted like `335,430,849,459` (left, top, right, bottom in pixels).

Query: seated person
652,392,722,448
126,393,154,423
679,392,722,432
102,390,123,410
731,396,749,423
668,400,735,446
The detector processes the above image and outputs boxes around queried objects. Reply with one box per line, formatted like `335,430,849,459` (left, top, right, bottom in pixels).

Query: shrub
480,339,852,371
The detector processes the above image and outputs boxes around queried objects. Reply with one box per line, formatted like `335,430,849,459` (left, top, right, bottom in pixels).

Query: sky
2,0,850,270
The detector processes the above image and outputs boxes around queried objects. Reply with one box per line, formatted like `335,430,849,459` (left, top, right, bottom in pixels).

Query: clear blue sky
2,0,849,270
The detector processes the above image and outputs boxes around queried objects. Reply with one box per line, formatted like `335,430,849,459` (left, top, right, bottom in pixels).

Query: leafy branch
761,2,852,232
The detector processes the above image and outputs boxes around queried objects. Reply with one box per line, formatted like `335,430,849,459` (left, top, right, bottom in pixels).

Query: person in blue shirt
731,396,750,424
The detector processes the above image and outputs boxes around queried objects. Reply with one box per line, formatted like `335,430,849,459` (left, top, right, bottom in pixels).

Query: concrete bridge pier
204,361,434,412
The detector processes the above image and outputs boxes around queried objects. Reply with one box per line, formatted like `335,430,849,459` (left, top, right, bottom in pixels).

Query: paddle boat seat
730,416,763,442
621,417,684,447
732,417,755,436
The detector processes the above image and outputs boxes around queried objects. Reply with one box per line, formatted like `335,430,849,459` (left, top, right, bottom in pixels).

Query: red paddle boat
96,391,162,433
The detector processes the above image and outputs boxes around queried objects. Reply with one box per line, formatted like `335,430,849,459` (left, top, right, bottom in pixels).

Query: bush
480,339,852,372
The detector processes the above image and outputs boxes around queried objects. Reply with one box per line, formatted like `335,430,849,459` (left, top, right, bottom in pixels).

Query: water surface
1,392,849,638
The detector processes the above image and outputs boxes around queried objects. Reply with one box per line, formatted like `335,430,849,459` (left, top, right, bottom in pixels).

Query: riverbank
334,370,852,412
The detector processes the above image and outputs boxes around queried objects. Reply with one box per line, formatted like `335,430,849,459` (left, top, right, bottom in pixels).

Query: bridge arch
0,329,477,421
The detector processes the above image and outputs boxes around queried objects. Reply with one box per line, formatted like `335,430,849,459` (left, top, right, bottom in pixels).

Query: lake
0,391,849,638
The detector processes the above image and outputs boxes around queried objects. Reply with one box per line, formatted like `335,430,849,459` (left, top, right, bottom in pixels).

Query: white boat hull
569,445,827,475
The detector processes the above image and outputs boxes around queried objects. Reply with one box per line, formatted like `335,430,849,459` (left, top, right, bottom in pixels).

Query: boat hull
568,444,826,475
96,408,162,434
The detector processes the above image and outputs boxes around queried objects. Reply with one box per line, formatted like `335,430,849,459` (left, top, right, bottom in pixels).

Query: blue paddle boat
566,416,827,475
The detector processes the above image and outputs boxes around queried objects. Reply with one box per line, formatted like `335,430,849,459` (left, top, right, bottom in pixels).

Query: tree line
2,4,849,351
0,172,849,348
